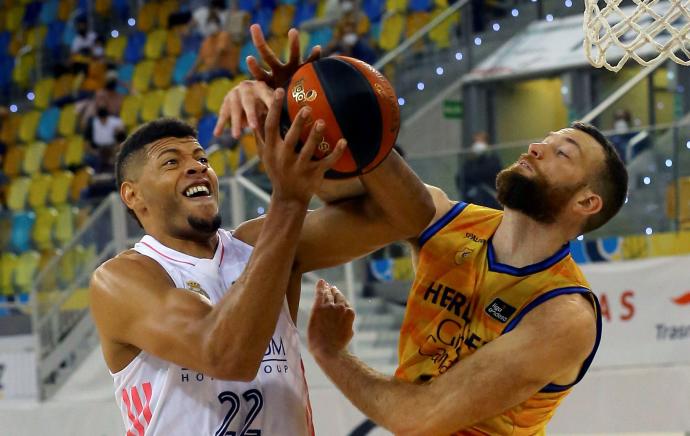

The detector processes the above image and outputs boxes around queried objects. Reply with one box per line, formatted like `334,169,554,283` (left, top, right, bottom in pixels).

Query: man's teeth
185,185,210,197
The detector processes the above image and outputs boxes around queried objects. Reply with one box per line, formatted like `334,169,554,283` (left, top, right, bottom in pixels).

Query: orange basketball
280,56,400,179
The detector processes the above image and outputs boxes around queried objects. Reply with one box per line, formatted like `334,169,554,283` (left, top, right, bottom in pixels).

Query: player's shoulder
91,250,171,298
521,291,597,346
425,184,456,220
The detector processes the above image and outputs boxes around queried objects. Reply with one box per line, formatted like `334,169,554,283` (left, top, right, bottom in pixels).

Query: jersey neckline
487,236,571,276
138,231,226,269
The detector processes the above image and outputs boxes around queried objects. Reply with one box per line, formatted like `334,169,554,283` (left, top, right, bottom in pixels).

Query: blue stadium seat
124,31,146,64
409,0,432,12
38,107,60,142
23,2,43,28
293,2,316,27
238,42,259,75
112,0,131,21
39,0,59,25
308,27,333,50
173,51,197,85
61,22,76,48
197,114,218,149
181,32,203,54
45,21,66,53
0,296,8,316
363,0,386,21
10,212,36,253
118,63,134,84
0,56,15,88
260,0,277,10
0,32,10,56
238,0,256,12
253,8,274,33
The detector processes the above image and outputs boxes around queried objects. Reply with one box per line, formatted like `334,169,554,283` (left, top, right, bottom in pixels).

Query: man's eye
199,157,209,164
557,150,569,158
164,159,177,165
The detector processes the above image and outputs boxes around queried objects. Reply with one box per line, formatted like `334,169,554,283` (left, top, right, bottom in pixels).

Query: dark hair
570,121,628,233
115,118,197,224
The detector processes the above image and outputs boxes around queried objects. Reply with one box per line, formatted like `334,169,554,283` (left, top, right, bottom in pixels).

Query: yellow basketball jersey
395,202,602,435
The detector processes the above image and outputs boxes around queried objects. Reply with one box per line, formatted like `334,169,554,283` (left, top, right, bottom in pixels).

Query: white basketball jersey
111,229,314,436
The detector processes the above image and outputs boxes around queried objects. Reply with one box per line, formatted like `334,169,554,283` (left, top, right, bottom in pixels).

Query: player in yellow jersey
221,26,628,435
307,121,628,435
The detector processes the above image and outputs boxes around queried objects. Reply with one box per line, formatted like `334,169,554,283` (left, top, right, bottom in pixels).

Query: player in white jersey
89,28,435,436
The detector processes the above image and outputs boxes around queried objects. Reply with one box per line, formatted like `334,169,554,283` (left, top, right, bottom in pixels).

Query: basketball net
584,0,690,72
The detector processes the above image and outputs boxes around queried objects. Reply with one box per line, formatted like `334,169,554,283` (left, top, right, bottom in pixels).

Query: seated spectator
324,19,377,64
192,0,229,37
71,16,98,58
84,106,125,173
456,132,502,209
610,109,636,162
186,12,237,83
79,73,127,130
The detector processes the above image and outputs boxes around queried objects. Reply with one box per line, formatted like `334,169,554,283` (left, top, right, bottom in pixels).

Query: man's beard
496,165,582,224
188,214,222,235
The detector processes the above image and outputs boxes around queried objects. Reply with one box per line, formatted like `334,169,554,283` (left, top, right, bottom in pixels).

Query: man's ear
120,180,144,215
573,189,602,218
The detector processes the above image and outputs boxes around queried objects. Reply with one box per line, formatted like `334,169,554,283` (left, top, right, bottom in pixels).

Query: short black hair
115,118,197,225
570,121,628,233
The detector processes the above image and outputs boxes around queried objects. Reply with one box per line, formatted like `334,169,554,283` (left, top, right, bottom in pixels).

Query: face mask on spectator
614,119,629,133
472,141,488,153
97,108,109,118
341,1,354,12
343,33,358,46
105,79,117,91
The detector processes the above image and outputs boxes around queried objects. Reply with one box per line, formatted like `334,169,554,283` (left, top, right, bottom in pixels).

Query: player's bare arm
307,284,596,435
90,89,345,381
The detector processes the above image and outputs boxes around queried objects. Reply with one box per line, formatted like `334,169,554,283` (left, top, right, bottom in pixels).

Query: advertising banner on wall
582,254,690,368
0,335,38,401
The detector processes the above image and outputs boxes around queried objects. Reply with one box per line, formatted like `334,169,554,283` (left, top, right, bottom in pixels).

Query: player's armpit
90,254,243,380
383,294,597,434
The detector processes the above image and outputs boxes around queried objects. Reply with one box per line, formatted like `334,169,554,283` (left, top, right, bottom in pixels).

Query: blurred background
0,0,689,434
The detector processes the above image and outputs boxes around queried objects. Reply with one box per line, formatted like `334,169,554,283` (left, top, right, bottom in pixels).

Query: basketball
280,56,401,179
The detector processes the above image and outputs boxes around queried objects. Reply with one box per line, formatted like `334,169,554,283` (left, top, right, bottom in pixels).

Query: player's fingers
263,88,284,150
250,24,280,69
239,85,260,130
226,90,243,139
298,120,325,163
256,82,275,108
283,106,311,150
322,284,335,305
214,96,230,137
318,139,347,170
246,56,270,82
287,28,300,66
332,285,349,306
304,46,321,63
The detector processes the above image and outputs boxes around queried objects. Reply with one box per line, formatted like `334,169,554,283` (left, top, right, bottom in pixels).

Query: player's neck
149,230,220,259
492,210,570,268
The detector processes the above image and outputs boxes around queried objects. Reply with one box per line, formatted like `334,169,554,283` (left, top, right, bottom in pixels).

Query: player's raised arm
307,283,597,434
90,90,345,381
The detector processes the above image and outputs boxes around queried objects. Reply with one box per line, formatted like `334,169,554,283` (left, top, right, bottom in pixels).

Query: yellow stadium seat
14,250,40,293
3,146,24,178
43,139,66,172
18,110,41,143
206,78,233,113
145,28,167,59
406,12,430,50
57,0,75,21
12,52,35,87
120,94,143,128
208,147,227,177
270,5,295,36
36,249,58,295
140,89,165,122
183,82,207,118
386,0,408,12
64,135,85,168
34,77,55,110
379,13,406,51
70,167,92,203
7,176,31,211
105,35,128,62
0,113,21,145
227,147,240,173
58,104,77,137
53,73,75,102
152,56,175,89
267,35,288,64
8,30,25,57
137,2,159,32
22,141,46,175
297,32,310,58
429,8,458,49
0,253,18,296
240,133,258,160
55,205,76,247
0,214,11,251
132,59,155,93
158,0,178,29
28,172,52,209
58,246,80,287
95,0,111,16
162,86,186,118
32,207,58,250
49,170,74,206
61,287,90,311
166,29,182,57
316,1,327,18
79,243,97,273
26,25,47,49
6,5,24,32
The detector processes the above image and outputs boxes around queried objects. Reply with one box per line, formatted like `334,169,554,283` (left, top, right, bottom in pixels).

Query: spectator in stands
456,132,502,208
193,0,229,37
71,16,98,57
84,106,125,173
610,109,636,162
79,73,127,130
186,11,237,84
324,19,377,65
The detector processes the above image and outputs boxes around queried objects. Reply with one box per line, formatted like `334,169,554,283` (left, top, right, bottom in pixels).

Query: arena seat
137,2,159,33
0,253,18,296
208,147,227,177
32,207,58,250
132,59,155,93
183,82,207,118
124,31,147,64
140,89,165,122
206,77,233,114
165,29,182,58
49,170,74,206
94,0,111,17
43,21,65,56
151,56,175,89
162,85,187,118
120,94,142,129
57,104,77,137
197,114,218,148
363,0,386,22
105,35,128,63
39,0,59,25
270,5,295,36
158,0,179,28
54,204,76,247
28,173,52,210
172,51,197,85
307,27,333,51
69,167,92,203
6,5,25,33
7,177,31,211
9,211,36,253
13,51,36,87
238,41,260,75
52,72,75,102
63,135,86,168
428,8,458,49
33,77,55,110
293,1,316,27
0,113,20,146
144,28,167,60
37,107,60,142
14,250,40,293
26,24,47,49
42,139,65,172
379,13,406,51
57,0,74,22
22,141,46,175
0,214,11,251
18,110,41,143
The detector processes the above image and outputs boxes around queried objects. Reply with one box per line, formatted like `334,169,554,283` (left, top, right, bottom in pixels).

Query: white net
584,0,690,72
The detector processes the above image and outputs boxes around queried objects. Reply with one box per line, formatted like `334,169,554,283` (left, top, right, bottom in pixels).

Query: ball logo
374,83,384,96
291,79,317,103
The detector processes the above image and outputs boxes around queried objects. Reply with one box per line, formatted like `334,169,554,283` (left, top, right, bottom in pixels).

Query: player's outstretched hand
246,24,321,89
307,280,355,357
214,80,273,138
259,88,346,205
